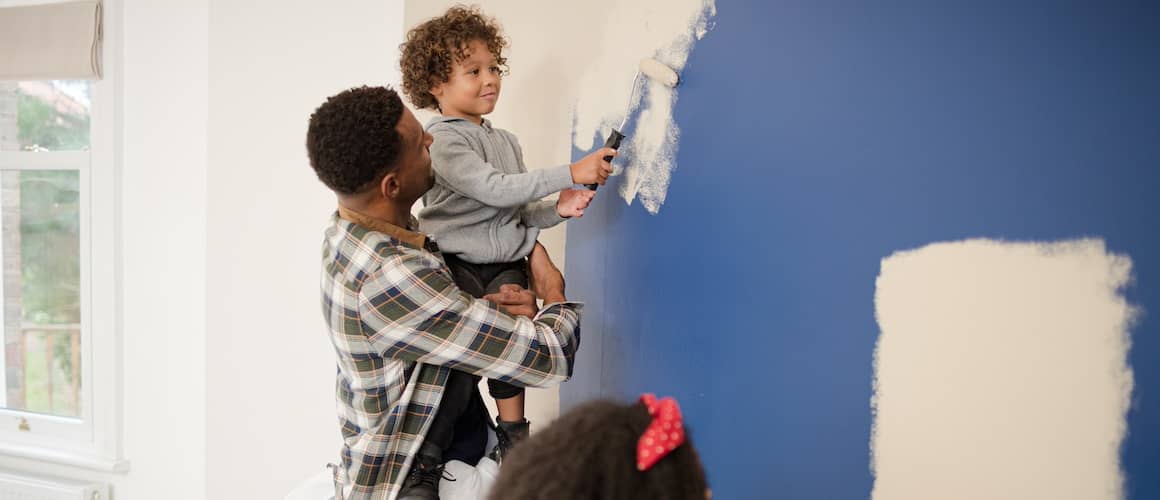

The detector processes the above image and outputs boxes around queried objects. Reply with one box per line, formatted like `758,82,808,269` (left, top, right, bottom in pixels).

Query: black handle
586,129,625,190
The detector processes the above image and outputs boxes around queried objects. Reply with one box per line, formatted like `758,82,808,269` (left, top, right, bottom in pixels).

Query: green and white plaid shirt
321,208,581,500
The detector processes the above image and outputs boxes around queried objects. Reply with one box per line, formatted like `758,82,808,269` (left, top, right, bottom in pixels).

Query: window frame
0,0,124,473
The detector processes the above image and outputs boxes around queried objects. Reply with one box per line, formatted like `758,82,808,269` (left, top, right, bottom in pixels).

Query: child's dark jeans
442,253,528,401
424,367,490,465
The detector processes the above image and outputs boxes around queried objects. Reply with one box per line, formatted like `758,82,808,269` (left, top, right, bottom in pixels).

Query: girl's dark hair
488,399,708,500
399,5,509,110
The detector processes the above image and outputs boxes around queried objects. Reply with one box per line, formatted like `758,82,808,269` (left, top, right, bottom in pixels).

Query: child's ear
429,79,445,98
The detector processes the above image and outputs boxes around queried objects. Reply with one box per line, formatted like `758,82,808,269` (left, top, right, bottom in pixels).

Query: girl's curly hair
400,5,509,110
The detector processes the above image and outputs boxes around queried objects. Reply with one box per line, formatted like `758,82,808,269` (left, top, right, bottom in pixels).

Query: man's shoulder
327,218,419,269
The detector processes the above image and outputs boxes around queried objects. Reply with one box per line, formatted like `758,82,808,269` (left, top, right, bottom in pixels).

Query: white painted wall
0,1,210,498
205,1,404,498
2,2,405,499
118,0,209,496
403,0,614,427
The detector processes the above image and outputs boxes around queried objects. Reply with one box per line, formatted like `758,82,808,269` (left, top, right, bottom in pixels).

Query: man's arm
358,248,578,387
527,241,566,304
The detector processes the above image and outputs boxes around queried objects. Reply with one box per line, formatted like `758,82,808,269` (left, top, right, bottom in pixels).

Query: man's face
392,107,436,201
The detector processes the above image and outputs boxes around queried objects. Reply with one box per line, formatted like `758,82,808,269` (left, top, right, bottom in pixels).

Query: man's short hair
306,85,405,194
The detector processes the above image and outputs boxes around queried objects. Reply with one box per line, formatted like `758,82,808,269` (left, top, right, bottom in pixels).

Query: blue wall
564,1,1160,499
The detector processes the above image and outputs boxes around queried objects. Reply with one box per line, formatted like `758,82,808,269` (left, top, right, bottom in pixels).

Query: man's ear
380,172,401,200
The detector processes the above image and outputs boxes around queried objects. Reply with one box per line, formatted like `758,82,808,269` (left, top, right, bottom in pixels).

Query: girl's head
400,5,508,121
488,395,709,500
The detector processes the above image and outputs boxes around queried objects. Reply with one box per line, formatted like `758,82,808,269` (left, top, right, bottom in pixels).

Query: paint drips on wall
572,0,716,214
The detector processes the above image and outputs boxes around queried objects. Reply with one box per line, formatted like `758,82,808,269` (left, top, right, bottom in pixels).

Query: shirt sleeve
521,199,567,229
358,250,581,388
509,132,568,228
429,128,574,208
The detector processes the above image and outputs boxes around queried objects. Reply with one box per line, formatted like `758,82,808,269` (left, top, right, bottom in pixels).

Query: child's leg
483,263,530,424
487,379,525,422
442,254,488,298
444,252,530,421
423,368,479,453
486,378,529,463
401,368,480,498
443,254,530,446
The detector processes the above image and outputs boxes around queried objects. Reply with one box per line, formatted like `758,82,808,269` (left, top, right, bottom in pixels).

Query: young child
487,395,710,500
399,4,614,472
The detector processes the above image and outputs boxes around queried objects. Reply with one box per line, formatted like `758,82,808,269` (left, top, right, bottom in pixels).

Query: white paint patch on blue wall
571,0,715,215
872,239,1135,500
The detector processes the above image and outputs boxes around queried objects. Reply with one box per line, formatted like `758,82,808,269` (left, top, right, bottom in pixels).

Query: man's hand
528,242,566,303
484,284,538,319
556,188,596,218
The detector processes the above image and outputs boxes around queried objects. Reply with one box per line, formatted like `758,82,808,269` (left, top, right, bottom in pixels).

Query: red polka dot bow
636,393,686,471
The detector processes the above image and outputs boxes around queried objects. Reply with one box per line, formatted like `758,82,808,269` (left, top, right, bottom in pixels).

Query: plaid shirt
321,208,581,500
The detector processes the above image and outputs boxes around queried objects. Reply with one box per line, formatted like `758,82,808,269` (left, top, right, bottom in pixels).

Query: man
306,86,582,500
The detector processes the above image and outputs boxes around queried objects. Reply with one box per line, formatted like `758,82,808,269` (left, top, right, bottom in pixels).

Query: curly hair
306,85,405,195
487,399,709,500
400,5,509,110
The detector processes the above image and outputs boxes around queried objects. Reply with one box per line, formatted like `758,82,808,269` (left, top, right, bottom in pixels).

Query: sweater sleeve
429,127,574,208
522,199,567,229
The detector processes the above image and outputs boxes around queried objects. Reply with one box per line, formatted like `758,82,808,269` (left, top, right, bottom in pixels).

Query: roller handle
587,129,625,190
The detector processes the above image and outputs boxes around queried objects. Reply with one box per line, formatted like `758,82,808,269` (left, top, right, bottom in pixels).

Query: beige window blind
0,1,103,80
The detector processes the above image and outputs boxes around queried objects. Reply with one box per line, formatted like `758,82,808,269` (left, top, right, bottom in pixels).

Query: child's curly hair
399,5,509,110
487,399,709,500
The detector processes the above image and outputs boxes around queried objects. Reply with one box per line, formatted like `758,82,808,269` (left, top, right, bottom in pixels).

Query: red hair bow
636,393,686,471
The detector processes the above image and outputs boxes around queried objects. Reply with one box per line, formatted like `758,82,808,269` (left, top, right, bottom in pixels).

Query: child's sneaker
399,442,443,500
488,418,530,464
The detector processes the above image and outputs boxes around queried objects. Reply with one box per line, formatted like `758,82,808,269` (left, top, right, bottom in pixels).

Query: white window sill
0,443,129,473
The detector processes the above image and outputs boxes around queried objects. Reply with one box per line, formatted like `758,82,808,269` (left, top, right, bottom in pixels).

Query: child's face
431,39,502,123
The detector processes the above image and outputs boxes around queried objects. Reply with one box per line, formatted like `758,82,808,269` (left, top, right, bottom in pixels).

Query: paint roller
586,58,681,190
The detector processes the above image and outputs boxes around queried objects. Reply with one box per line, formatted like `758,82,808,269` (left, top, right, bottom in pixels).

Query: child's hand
569,147,616,186
556,188,596,218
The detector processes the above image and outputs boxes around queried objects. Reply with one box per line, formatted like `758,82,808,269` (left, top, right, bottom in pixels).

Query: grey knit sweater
418,116,575,264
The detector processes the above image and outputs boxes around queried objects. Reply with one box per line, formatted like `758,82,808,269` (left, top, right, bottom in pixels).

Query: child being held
398,5,615,494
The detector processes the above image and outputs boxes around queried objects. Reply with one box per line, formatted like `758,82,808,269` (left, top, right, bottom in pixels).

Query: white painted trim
0,440,128,473
0,1,90,7
87,0,122,467
0,408,87,441
0,151,90,170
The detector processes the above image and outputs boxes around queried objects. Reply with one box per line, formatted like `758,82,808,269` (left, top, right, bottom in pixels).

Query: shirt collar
337,206,431,251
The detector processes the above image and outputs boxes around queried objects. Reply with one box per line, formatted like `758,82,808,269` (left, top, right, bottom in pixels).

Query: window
0,1,121,471
0,80,87,421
